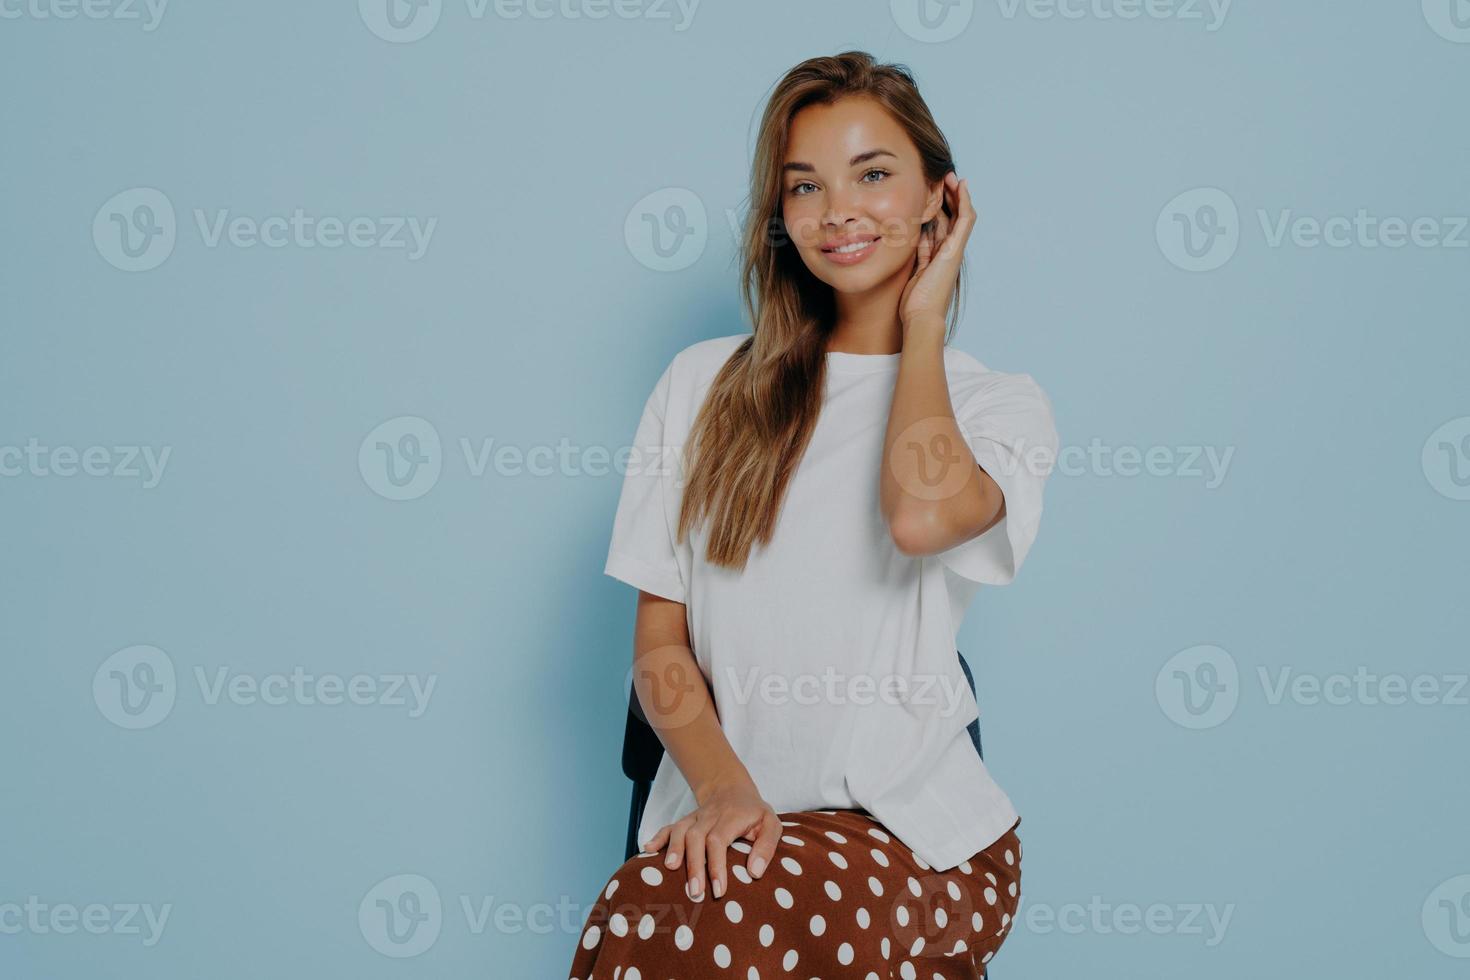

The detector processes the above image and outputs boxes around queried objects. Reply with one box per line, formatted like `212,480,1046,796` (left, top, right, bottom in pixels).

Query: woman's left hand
899,172,975,337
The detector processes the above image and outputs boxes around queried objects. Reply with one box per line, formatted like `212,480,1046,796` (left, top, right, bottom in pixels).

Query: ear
920,177,945,225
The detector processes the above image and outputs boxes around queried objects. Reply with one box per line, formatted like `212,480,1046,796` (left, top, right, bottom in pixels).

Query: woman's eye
790,181,815,196
861,168,890,183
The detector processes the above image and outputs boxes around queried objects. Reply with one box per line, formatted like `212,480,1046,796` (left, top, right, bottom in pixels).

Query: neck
826,264,909,354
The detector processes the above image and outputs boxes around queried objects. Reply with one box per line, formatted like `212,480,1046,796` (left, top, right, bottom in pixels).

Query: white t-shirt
603,333,1059,872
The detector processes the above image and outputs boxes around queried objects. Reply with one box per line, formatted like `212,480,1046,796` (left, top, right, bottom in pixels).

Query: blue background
3,1,1468,977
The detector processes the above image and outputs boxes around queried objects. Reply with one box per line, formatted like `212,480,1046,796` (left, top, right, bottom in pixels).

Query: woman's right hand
640,777,782,902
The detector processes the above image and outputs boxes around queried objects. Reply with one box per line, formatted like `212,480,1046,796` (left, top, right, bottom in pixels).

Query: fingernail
712,877,724,898
749,856,766,876
686,877,702,901
664,853,676,868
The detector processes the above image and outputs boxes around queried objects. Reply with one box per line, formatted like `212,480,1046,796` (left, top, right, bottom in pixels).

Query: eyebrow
782,148,898,174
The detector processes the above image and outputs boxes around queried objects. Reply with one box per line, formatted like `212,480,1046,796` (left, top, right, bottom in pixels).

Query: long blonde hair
675,50,964,570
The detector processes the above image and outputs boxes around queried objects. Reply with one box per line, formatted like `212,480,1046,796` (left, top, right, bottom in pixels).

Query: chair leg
625,780,652,861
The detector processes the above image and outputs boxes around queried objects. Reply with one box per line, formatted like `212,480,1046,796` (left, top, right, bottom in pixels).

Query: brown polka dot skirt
568,808,1022,979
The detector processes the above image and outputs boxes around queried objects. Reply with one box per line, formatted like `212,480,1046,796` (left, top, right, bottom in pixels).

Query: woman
570,50,1059,979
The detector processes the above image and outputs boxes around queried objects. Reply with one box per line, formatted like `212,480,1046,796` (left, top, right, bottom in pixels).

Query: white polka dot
867,828,890,843
984,887,997,905
609,913,628,937
780,856,803,875
870,848,889,867
935,907,948,928
731,841,752,853
640,866,663,886
581,925,600,950
946,880,961,901
1001,912,1012,929
1009,881,1018,897
675,924,693,950
725,900,743,923
732,864,752,885
985,872,997,885
714,944,731,967
981,950,994,963
759,923,774,946
637,914,654,939
881,936,891,958
809,913,826,936
900,961,916,979
781,820,800,827
856,906,871,928
774,887,794,909
1005,848,1015,865
828,851,849,870
868,876,884,896
782,949,798,970
913,852,931,870
957,859,973,874
909,937,925,956
896,904,910,926
838,941,855,964
907,877,921,897
825,830,848,844
747,967,760,980
824,880,841,901
604,879,619,900
950,939,968,954
780,835,804,846
625,969,641,980
972,912,983,931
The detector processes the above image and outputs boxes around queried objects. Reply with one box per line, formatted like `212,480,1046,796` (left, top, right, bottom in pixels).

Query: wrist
900,320,946,356
901,314,946,343
692,765,755,805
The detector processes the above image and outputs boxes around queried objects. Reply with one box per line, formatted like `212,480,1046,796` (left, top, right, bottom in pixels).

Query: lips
821,235,881,253
820,235,881,266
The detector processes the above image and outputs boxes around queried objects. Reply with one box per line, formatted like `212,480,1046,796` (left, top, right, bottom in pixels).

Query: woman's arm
879,324,1006,557
630,590,753,804
882,174,1004,557
630,590,783,901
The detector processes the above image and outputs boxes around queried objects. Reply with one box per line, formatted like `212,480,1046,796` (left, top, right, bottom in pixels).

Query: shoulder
669,332,749,379
652,333,749,406
942,344,1052,404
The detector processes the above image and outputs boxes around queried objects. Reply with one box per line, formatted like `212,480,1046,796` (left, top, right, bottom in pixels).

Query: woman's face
780,95,943,295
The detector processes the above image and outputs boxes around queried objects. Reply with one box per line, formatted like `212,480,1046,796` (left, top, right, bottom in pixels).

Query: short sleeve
937,372,1059,586
603,360,689,603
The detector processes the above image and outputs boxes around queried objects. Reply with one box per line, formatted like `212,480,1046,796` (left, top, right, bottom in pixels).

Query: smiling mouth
820,237,881,264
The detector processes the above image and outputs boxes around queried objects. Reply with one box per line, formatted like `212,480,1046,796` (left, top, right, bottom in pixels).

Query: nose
821,190,861,228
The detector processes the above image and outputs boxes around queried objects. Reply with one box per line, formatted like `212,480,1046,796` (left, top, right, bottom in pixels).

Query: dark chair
622,649,984,860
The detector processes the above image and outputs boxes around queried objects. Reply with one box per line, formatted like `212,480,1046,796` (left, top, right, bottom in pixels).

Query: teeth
832,239,874,254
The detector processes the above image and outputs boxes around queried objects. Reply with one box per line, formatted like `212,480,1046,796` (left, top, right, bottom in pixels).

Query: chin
806,254,905,294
